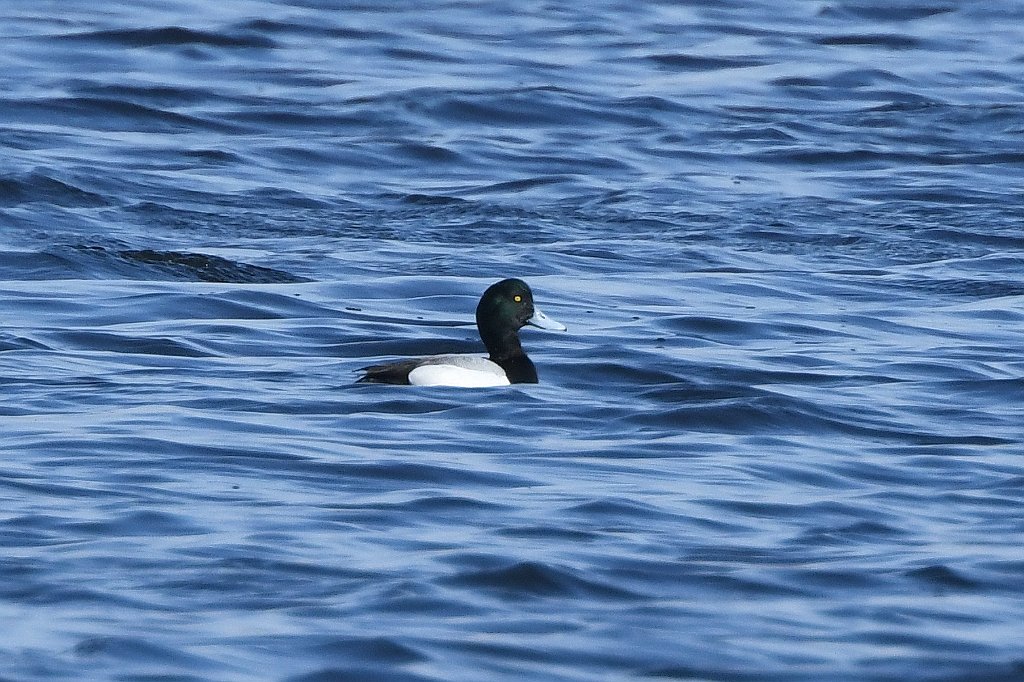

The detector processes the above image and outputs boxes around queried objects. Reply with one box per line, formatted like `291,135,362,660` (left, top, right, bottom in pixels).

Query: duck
357,278,565,387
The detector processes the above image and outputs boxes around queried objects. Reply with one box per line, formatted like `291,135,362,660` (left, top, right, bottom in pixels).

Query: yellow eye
514,295,522,302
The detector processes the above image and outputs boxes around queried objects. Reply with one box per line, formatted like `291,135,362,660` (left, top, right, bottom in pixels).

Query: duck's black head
475,278,564,362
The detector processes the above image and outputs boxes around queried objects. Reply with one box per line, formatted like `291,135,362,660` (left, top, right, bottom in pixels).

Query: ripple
73,635,211,665
35,246,311,284
647,53,769,71
444,560,639,600
819,4,957,22
814,33,923,49
0,172,109,208
906,564,985,591
62,26,277,49
287,667,435,682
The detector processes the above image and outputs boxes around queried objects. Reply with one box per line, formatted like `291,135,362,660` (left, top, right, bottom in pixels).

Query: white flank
408,358,511,387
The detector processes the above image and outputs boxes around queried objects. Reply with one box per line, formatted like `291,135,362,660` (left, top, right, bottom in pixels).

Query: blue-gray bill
527,306,566,331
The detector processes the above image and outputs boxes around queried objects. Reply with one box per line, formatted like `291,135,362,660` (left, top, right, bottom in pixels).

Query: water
2,1,1024,680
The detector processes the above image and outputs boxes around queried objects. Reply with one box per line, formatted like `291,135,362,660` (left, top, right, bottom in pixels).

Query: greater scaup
357,278,565,387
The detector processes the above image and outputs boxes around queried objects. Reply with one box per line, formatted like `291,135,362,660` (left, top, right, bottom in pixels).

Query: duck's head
475,278,565,353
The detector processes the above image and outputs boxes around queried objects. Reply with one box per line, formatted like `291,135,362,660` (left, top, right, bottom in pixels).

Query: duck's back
356,359,422,385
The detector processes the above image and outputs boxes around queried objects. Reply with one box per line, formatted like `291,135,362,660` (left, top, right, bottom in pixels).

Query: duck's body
357,278,565,387
360,355,511,387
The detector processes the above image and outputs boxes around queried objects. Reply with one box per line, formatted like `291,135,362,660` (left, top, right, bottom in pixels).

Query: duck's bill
527,306,567,331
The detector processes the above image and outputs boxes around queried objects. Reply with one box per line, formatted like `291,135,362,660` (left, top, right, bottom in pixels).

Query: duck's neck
494,353,538,384
480,327,538,383
481,325,522,360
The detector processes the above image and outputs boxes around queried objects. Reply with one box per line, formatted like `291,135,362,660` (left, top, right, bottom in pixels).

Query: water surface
2,1,1024,680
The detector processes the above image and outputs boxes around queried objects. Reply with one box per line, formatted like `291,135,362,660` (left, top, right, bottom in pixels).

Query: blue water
2,1,1024,680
